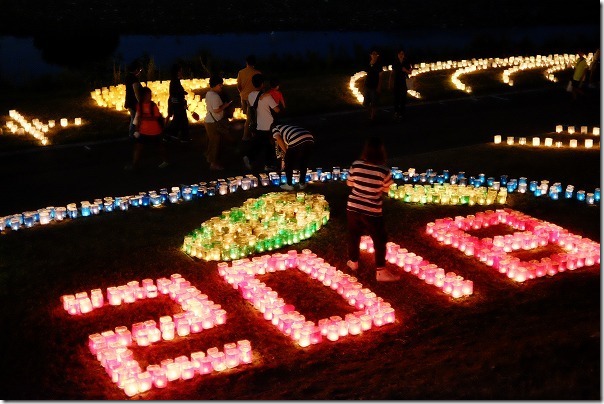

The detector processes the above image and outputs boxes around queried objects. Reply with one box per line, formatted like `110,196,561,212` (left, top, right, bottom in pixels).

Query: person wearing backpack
125,86,169,170
246,73,280,171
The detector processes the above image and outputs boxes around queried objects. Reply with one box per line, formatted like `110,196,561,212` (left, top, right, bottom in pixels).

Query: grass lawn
0,43,600,399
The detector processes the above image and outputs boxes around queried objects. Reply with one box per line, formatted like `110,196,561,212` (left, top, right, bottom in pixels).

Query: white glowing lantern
567,126,575,135
60,118,68,127
493,135,502,144
585,139,594,148
544,137,553,147
48,120,55,128
75,117,82,125
555,125,563,133
580,126,587,134
532,137,540,146
570,139,578,148
518,137,526,145
506,137,514,145
593,127,600,136
555,141,563,148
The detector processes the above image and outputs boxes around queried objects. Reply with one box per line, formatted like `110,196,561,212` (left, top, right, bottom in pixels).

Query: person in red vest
125,86,169,170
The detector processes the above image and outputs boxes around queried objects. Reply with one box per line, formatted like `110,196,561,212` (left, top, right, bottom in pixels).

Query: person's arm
274,133,287,153
133,82,142,102
382,173,394,193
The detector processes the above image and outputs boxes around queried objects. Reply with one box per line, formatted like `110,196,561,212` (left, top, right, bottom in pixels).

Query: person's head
140,86,152,102
129,60,143,75
360,136,387,165
251,73,265,89
270,77,280,90
209,75,224,90
246,54,257,67
397,49,405,60
370,48,380,61
171,63,183,80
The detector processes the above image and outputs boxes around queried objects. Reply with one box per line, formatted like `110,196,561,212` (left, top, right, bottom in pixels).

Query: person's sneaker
346,260,358,271
376,268,401,282
280,184,294,191
243,156,252,170
298,183,307,190
158,161,169,169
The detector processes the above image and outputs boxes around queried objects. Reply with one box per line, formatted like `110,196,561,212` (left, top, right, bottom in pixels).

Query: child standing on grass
346,136,400,282
125,87,168,170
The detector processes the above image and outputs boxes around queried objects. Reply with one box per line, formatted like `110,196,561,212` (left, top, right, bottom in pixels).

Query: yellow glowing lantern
580,126,588,134
544,137,553,147
570,139,578,148
567,126,575,135
506,137,514,145
532,137,540,146
593,127,600,136
518,137,526,145
585,139,593,148
493,135,502,144
60,118,68,127
555,125,563,133
75,117,82,125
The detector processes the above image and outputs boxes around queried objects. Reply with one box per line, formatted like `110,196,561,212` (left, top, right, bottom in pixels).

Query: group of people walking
121,50,414,283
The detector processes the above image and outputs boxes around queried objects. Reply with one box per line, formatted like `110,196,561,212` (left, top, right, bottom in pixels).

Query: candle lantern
569,139,578,148
567,126,575,134
493,135,502,144
580,126,588,134
23,212,35,228
544,137,553,147
529,181,538,192
75,117,82,125
594,188,600,201
67,203,78,219
585,139,593,148
39,210,51,225
555,125,563,133
518,137,526,145
593,127,600,136
565,185,574,199
586,193,595,205
576,190,586,201
60,118,68,127
532,137,540,146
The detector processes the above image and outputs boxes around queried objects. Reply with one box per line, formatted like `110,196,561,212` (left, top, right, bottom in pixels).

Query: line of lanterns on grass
349,53,590,102
3,110,83,146
426,208,600,283
360,237,474,298
0,161,599,235
217,249,396,347
494,125,600,149
62,274,252,397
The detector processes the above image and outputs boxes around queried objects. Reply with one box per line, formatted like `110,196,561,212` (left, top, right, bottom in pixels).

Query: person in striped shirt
272,124,315,191
346,136,400,282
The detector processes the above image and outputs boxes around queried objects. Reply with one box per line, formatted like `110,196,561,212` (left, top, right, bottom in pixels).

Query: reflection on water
0,26,598,83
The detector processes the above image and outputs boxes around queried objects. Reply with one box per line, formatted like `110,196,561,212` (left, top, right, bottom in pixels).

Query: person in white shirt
204,75,233,170
247,73,280,171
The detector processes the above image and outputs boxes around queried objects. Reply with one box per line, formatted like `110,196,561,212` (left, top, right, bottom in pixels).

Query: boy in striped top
346,136,400,282
272,124,315,191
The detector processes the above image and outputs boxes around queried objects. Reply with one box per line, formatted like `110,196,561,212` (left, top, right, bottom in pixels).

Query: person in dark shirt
165,63,192,142
124,60,143,138
389,49,413,120
363,49,384,122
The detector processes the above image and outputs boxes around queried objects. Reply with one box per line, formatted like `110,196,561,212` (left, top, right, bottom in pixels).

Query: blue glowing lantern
594,188,601,202
576,190,586,201
565,185,574,199
529,181,538,192
500,175,508,186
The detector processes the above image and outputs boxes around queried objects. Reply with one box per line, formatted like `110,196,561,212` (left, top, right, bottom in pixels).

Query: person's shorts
135,133,163,145
363,88,379,107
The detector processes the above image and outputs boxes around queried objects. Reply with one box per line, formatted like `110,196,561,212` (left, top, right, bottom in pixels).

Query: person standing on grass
272,124,314,191
204,75,233,171
363,48,384,122
124,60,143,138
248,73,280,171
165,63,192,143
125,87,169,170
237,54,261,144
268,77,286,121
346,136,400,282
571,50,589,101
389,49,413,120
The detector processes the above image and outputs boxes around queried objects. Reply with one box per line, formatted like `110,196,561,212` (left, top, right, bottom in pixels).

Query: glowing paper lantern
585,139,593,148
544,137,553,147
506,137,514,145
532,137,540,146
555,125,563,133
570,139,578,148
567,126,575,135
593,127,600,136
493,135,502,144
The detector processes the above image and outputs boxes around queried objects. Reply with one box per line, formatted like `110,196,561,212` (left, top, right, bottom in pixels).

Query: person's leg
175,108,190,141
347,210,364,265
204,122,221,168
367,215,388,268
242,100,252,141
128,108,136,137
283,148,295,186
